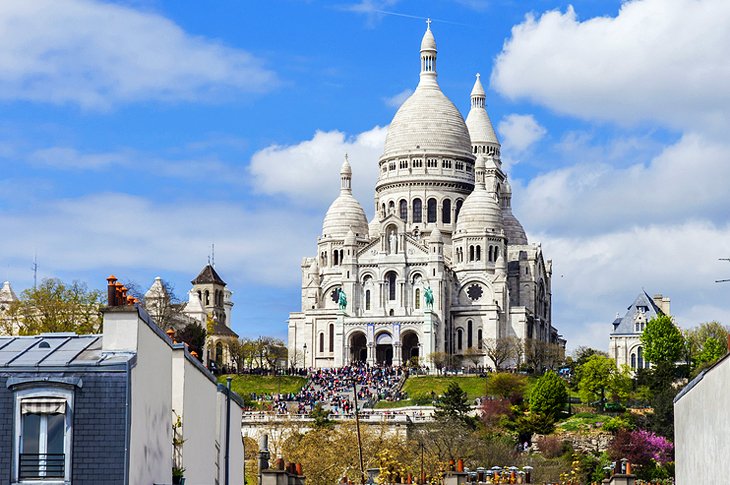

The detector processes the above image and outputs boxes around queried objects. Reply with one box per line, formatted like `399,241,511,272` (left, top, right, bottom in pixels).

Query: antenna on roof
716,258,730,283
211,243,215,268
31,253,38,289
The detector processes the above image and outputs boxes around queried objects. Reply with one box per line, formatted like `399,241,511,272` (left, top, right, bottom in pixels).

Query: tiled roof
191,265,226,286
208,320,238,338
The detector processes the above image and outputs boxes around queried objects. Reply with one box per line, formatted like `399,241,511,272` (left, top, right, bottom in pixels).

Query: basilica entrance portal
401,331,420,365
349,332,367,364
375,332,393,366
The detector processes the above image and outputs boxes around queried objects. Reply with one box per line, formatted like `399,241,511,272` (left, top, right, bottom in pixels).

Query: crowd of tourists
292,364,405,414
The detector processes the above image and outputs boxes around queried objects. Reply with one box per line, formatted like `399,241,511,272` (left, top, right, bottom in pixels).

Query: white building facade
288,24,561,370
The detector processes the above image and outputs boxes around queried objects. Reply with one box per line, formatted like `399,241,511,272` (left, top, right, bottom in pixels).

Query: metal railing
19,453,65,479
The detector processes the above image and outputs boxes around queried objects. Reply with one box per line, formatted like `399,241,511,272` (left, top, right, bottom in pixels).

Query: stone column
392,323,402,366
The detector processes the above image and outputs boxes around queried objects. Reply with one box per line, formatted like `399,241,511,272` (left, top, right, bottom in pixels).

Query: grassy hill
218,374,307,399
376,375,487,408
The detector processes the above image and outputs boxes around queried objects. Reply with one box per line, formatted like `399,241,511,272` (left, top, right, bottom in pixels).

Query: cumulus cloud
539,220,730,349
249,126,387,210
498,114,546,153
0,0,277,108
0,193,318,287
514,133,730,235
491,0,730,135
384,89,413,108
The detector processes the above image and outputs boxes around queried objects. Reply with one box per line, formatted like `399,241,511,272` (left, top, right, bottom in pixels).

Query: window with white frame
13,387,74,483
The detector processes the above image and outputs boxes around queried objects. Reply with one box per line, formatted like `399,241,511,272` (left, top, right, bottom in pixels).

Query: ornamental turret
465,73,501,160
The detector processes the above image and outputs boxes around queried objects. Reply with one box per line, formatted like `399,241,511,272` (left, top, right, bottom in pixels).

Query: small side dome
455,157,502,234
322,156,369,239
501,178,528,245
429,226,443,242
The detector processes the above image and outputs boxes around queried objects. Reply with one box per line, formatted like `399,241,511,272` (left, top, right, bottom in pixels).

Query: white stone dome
382,85,473,159
369,219,380,238
465,74,499,145
501,179,528,245
322,157,370,239
322,193,369,239
455,158,502,234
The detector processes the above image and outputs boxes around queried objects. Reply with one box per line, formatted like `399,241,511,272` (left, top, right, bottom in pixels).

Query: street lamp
303,343,307,370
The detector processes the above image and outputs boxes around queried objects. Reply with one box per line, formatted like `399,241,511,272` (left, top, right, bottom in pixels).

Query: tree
463,347,484,369
139,278,183,329
577,354,630,405
525,339,563,373
175,322,206,360
10,278,103,335
429,351,448,374
434,381,471,425
529,370,568,420
684,321,729,369
257,337,288,370
485,372,528,404
641,315,684,367
482,337,518,371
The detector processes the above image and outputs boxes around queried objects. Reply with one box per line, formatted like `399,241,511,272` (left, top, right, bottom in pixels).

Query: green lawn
374,375,488,408
218,374,307,398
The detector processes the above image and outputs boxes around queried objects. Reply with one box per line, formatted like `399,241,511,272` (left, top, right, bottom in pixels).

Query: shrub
480,398,512,427
602,416,634,434
534,435,567,459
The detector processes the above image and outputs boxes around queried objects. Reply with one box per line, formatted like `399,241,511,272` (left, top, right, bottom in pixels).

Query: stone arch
401,330,420,364
375,331,393,366
348,330,367,364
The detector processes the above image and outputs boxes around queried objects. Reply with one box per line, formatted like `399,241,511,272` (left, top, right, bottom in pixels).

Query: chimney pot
457,459,464,473
295,463,303,476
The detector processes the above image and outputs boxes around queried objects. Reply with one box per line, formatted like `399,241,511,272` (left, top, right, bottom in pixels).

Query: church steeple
419,19,438,86
465,72,501,159
471,73,486,109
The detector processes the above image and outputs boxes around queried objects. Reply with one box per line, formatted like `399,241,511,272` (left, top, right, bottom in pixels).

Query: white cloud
513,133,730,235
0,0,277,108
498,114,546,153
491,0,730,135
384,89,413,108
540,220,730,351
0,193,318,287
249,126,387,210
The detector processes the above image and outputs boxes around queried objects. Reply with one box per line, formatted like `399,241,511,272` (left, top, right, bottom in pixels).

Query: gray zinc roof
610,291,664,335
0,334,134,369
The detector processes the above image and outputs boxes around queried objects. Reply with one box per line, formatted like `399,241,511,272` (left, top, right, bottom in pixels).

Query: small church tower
191,264,228,325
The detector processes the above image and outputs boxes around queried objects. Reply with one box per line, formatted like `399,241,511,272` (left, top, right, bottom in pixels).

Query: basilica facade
288,23,563,370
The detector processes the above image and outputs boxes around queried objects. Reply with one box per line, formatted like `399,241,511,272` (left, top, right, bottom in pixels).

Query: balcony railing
19,453,65,479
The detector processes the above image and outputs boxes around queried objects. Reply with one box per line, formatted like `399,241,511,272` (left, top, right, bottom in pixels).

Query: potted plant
172,466,186,484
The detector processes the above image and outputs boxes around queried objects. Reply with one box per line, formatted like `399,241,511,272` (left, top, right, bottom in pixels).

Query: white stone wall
675,355,730,485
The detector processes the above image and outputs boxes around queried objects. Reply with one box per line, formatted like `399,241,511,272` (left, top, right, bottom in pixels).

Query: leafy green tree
685,321,728,369
577,355,631,404
485,372,528,404
641,315,684,366
434,381,471,425
11,278,103,335
529,371,568,420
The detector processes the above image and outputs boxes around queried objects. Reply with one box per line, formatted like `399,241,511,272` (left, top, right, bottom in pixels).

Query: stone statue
424,286,434,308
338,289,347,310
389,230,398,254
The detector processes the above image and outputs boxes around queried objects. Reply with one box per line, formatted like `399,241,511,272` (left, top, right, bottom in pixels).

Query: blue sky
1,0,729,351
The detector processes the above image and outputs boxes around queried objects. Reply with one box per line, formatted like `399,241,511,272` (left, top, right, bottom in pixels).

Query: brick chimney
652,294,671,315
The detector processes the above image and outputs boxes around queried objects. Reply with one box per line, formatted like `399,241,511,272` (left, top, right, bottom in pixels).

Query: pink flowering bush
609,429,674,478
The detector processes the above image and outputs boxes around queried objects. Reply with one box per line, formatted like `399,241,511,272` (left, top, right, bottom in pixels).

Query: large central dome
380,23,473,161
382,85,473,159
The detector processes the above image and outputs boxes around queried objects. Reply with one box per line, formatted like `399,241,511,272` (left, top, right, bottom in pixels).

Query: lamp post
303,343,308,370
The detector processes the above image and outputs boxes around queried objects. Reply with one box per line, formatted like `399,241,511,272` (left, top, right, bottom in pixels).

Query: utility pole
352,379,365,485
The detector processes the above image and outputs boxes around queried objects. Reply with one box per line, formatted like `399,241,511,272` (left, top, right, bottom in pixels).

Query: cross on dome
426,18,432,29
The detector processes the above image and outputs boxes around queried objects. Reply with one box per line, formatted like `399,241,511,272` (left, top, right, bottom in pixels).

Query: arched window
205,290,210,306
631,353,637,369
457,328,463,351
388,200,395,214
387,272,397,301
469,246,475,262
319,333,325,353
198,290,202,302
329,324,334,352
415,288,421,309
467,320,473,348
399,200,408,221
477,329,483,349
476,245,481,261
215,341,223,364
442,199,451,224
333,250,339,266
638,347,644,369
494,246,499,260
455,199,463,223
427,198,437,223
488,246,493,262
412,198,422,223
381,203,386,217
365,290,371,310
